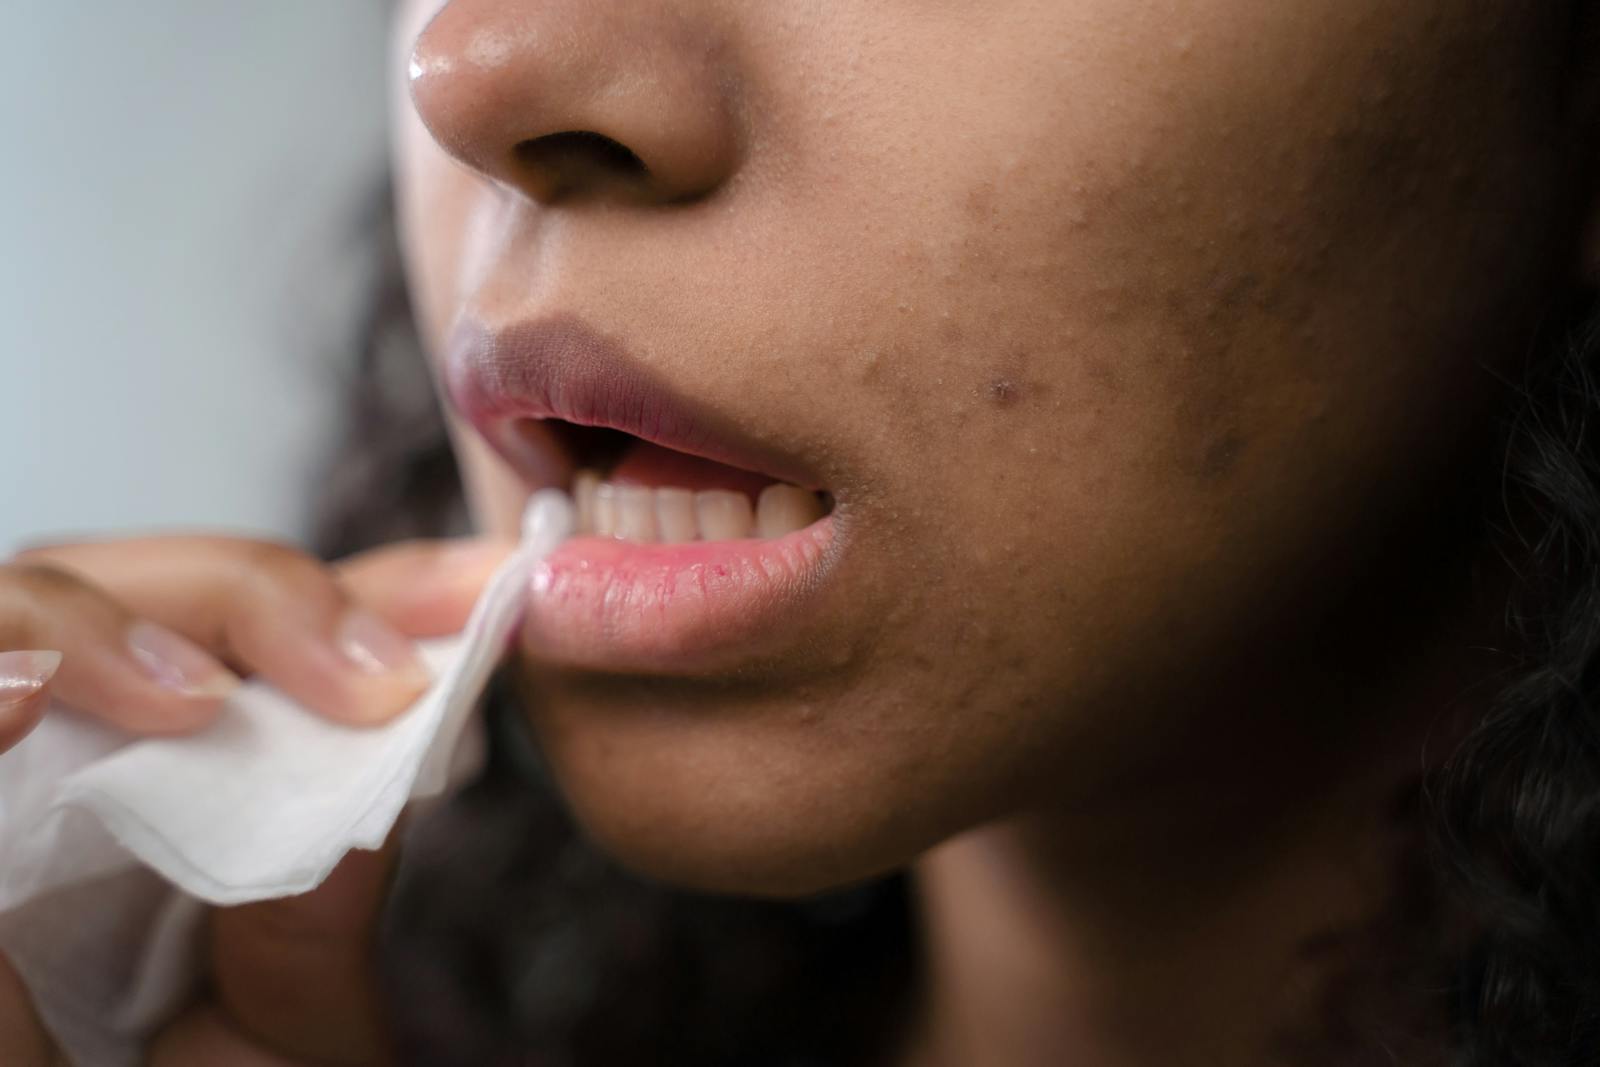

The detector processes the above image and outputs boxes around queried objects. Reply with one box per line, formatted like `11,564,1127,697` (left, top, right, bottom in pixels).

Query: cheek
759,0,1561,739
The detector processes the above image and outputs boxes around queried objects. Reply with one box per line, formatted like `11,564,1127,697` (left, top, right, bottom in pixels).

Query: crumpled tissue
0,489,573,1065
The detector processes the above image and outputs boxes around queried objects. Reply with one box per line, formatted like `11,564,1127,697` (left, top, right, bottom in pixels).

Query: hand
0,533,515,1066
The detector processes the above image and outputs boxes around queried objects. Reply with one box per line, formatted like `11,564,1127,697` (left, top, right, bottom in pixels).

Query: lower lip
517,516,838,673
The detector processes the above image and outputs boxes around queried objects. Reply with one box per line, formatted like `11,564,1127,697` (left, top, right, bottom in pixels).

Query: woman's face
393,0,1581,894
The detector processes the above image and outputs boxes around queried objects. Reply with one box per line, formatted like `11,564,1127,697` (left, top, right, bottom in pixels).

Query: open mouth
446,314,845,671
512,417,841,671
532,420,836,543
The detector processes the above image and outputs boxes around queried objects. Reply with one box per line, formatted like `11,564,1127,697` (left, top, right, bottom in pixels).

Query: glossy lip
444,311,845,673
520,519,839,675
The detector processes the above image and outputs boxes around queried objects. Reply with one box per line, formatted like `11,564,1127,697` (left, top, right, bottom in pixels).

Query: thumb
335,538,516,638
205,837,400,1065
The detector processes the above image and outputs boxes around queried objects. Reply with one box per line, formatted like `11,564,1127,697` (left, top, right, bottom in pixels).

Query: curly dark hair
308,185,1600,1065
1431,292,1600,1067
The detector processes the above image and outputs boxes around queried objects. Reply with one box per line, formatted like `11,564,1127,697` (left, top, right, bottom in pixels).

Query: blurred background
1,2,392,551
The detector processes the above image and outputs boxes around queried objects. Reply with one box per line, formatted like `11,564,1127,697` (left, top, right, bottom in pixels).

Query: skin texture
393,1,1597,1063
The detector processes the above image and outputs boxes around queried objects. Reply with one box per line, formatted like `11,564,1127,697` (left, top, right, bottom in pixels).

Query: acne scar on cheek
980,350,1052,411
987,376,1022,406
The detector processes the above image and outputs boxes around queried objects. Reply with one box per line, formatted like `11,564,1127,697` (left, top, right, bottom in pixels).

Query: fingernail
336,609,424,678
126,621,240,698
0,650,63,705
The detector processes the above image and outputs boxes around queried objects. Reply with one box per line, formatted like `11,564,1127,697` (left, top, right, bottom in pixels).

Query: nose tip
407,0,741,206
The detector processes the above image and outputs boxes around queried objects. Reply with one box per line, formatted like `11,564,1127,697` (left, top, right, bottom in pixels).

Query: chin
565,799,882,900
512,675,961,900
543,747,910,899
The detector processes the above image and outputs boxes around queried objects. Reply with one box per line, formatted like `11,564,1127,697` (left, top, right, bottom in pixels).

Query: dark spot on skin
964,180,997,221
1084,358,1121,393
1198,432,1244,480
987,376,1022,406
1209,270,1262,314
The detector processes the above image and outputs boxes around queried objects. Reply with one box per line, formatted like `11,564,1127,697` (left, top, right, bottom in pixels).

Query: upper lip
444,312,821,490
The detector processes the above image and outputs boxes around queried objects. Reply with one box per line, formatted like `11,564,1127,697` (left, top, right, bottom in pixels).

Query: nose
407,0,741,206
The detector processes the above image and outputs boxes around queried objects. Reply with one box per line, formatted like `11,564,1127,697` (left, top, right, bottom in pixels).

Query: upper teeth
573,470,826,542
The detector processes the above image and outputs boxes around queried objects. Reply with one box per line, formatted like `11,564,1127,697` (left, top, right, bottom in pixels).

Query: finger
0,953,59,1067
208,840,399,1065
335,538,516,637
0,651,62,753
0,564,235,735
16,538,432,728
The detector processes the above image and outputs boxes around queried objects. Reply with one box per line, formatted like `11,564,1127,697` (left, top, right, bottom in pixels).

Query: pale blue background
2,3,392,549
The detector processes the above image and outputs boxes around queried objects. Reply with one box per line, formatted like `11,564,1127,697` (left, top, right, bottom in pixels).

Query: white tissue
0,489,573,1065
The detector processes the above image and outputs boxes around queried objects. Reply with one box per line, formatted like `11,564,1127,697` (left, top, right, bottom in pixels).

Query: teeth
573,470,600,534
756,483,826,538
615,485,659,541
655,487,697,543
592,481,619,538
694,490,754,541
569,470,826,543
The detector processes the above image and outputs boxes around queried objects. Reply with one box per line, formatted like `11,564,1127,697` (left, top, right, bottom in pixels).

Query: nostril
513,131,650,200
517,130,649,174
